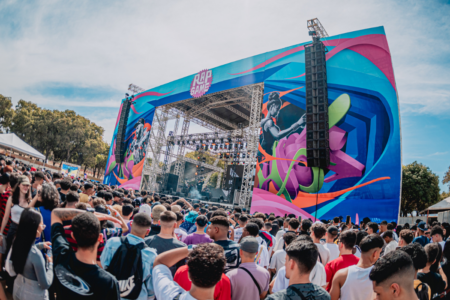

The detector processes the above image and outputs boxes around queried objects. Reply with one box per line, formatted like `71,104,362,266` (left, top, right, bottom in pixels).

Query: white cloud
1,0,450,144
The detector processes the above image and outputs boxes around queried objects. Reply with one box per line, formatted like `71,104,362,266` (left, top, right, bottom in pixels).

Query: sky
1,0,449,190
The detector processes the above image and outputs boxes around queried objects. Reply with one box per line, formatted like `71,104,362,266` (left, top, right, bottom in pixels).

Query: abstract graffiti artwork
104,26,400,222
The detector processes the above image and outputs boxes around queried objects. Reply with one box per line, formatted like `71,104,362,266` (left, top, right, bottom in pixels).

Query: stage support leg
174,118,190,187
239,84,263,209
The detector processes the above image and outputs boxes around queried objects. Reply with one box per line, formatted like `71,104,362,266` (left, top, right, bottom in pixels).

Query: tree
401,161,440,216
184,151,225,168
441,191,450,200
0,95,14,133
443,166,450,191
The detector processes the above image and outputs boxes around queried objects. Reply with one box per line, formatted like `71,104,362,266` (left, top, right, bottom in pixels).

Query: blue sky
1,0,449,191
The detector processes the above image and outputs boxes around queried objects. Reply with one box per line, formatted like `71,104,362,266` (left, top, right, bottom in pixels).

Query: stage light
195,172,198,176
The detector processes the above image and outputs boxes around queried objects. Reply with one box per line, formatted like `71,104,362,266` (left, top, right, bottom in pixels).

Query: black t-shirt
145,235,186,275
51,223,120,300
417,271,445,296
215,239,240,271
59,190,66,202
148,224,161,236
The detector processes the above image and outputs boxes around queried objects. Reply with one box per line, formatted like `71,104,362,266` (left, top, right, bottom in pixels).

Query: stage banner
224,165,244,189
252,28,401,222
61,163,80,178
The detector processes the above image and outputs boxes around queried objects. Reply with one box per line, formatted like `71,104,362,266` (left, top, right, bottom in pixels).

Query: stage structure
104,25,401,222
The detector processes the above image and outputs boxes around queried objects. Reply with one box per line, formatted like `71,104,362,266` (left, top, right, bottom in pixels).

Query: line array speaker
305,38,330,169
115,100,131,164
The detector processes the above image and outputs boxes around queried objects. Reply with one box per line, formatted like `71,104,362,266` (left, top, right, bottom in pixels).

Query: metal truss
307,18,329,38
142,106,169,192
173,118,190,187
239,84,263,208
201,158,220,191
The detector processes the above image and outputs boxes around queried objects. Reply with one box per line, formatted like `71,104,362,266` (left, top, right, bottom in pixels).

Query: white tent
0,133,45,160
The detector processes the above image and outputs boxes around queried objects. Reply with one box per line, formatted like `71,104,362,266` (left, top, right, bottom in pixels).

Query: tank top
11,205,25,223
340,265,374,300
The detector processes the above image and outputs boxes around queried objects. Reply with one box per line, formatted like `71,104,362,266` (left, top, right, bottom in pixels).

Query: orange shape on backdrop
291,177,391,209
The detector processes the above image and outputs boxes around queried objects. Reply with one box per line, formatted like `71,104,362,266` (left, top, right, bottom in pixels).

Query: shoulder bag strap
289,285,308,300
239,267,261,295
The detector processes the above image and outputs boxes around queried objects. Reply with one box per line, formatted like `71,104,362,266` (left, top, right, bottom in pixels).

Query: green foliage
2,97,109,174
207,172,219,188
443,166,450,191
401,161,440,216
0,95,14,133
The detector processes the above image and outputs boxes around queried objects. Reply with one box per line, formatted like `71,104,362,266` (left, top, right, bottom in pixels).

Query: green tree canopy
0,95,14,133
401,161,440,216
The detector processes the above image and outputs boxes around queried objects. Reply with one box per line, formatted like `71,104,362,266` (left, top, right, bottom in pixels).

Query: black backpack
414,282,430,300
105,236,147,299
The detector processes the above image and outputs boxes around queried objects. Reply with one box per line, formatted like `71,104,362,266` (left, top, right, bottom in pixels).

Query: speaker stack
305,38,330,169
115,100,132,164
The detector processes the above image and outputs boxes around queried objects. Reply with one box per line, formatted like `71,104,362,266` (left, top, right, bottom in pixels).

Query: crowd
0,156,449,300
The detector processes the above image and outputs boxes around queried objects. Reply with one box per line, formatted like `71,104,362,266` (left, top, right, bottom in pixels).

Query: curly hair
40,183,59,210
187,243,226,288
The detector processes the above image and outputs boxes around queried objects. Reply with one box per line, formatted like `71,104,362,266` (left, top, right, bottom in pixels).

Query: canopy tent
420,197,450,214
0,133,45,160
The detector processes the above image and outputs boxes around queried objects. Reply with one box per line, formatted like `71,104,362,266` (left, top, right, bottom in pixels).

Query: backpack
414,282,430,300
105,236,147,299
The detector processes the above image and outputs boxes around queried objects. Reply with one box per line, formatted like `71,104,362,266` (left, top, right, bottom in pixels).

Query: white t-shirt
324,243,339,261
152,264,195,300
255,243,270,268
315,243,331,265
269,249,286,272
384,240,398,255
275,229,286,246
175,228,188,242
272,262,327,293
234,227,243,243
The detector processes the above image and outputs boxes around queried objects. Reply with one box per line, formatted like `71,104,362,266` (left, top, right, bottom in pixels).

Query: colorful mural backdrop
104,26,400,222
62,163,79,177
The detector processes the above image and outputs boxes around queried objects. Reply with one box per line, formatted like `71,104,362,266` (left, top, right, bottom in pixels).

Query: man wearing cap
227,237,270,300
412,222,430,246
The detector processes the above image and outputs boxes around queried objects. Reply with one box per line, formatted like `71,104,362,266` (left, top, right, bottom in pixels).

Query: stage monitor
224,165,244,189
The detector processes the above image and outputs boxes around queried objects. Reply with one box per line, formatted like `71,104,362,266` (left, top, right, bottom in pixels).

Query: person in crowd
31,171,46,198
329,234,384,300
79,182,95,203
269,231,297,275
369,250,420,300
274,218,300,252
6,208,52,299
181,210,199,234
311,222,331,265
174,211,188,241
400,242,431,300
413,222,430,247
299,219,312,236
153,244,226,300
0,173,11,264
267,240,330,300
399,229,415,247
272,235,327,292
275,218,289,246
51,207,121,299
64,191,80,209
325,230,359,291
242,222,269,268
29,183,59,244
183,215,213,245
430,225,445,250
365,222,379,234
353,230,368,258
234,214,248,242
101,212,156,300
0,175,31,255
262,222,277,254
121,204,134,236
145,211,186,275
417,243,446,296
207,215,241,271
148,204,166,236
383,230,399,255
324,226,340,261
227,236,270,299
58,179,72,202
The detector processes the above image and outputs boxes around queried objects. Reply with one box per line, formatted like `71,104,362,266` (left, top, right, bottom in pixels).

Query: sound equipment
305,38,330,169
163,173,179,193
115,100,132,164
224,165,244,189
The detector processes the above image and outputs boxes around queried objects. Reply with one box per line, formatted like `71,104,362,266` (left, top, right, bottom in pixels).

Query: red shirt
325,254,359,291
0,191,11,235
174,265,231,300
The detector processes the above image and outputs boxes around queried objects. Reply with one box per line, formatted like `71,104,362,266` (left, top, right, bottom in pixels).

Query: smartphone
298,216,302,222
346,215,351,225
